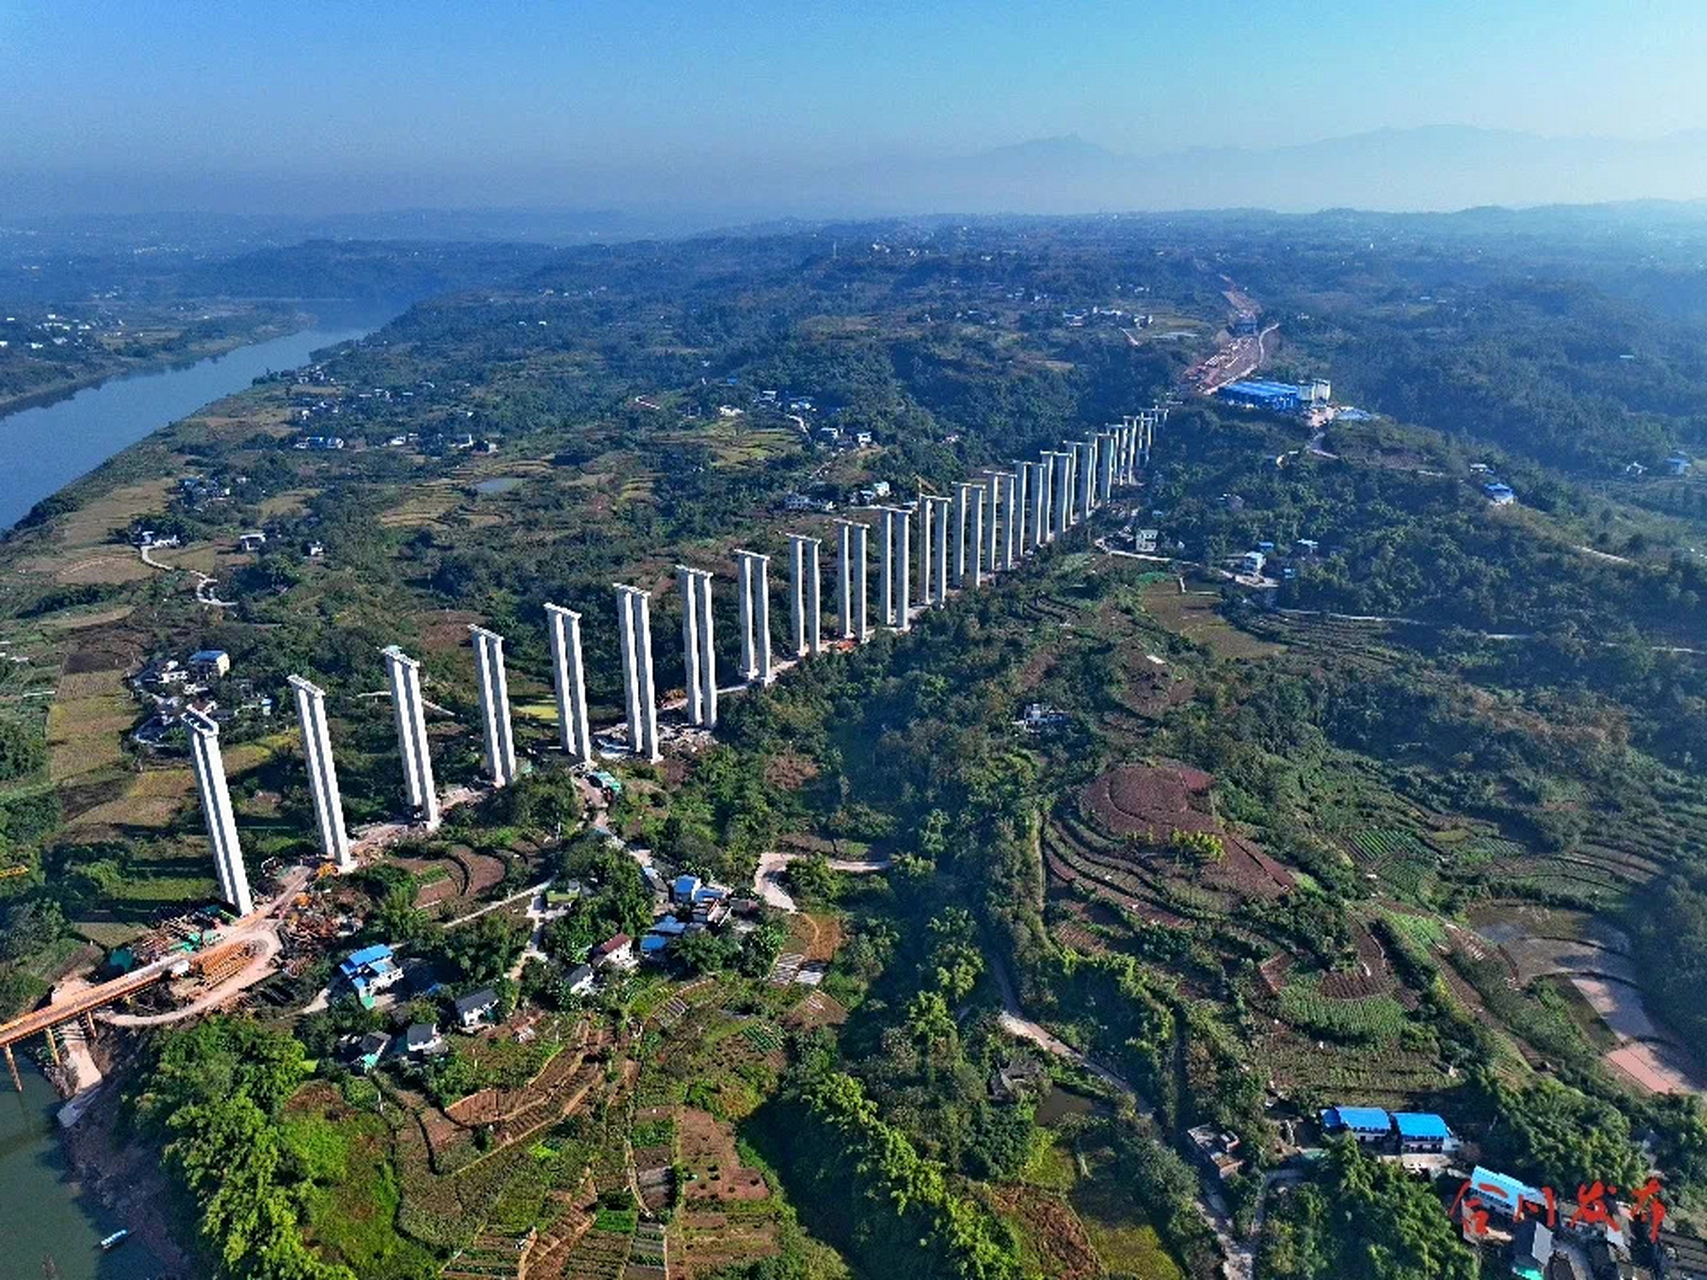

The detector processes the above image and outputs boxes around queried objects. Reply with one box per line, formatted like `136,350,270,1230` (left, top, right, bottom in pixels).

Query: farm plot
1343,827,1442,900
557,1223,632,1280
639,1007,786,1121
1275,974,1409,1045
986,1183,1102,1280
1317,924,1401,1001
1075,762,1294,901
1256,1028,1455,1112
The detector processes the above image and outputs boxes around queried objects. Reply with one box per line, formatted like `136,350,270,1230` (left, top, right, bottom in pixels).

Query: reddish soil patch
450,846,508,897
1087,762,1215,840
1080,763,1294,899
1123,665,1196,719
678,1108,770,1205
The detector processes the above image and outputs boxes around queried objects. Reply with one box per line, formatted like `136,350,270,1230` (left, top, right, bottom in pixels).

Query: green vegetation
9,211,1707,1279
1258,1139,1478,1280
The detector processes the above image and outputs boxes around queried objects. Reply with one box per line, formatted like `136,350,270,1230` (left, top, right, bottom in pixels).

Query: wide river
0,301,400,529
0,1060,162,1279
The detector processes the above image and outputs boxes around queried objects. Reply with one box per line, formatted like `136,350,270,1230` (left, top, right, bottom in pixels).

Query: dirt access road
752,848,891,912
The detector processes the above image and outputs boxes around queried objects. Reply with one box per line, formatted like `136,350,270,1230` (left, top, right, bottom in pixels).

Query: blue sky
1,0,1702,212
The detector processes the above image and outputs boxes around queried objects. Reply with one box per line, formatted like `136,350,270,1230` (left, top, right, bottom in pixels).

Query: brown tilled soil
783,989,850,1029
1081,763,1294,899
450,846,509,897
1122,665,1196,719
678,1108,770,1205
787,912,844,962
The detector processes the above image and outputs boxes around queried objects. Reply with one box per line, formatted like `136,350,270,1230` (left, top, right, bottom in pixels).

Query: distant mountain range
8,125,1707,227
819,126,1707,217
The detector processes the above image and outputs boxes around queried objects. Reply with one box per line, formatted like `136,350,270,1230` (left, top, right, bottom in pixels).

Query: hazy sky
2,0,1703,214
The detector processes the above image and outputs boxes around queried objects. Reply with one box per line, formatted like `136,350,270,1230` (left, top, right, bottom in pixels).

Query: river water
0,301,400,529
0,1060,163,1280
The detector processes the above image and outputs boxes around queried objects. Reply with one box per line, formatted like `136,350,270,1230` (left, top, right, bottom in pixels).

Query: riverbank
0,301,398,529
0,307,311,420
58,1048,194,1278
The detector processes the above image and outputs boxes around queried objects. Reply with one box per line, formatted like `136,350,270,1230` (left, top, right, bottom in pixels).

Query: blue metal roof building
339,943,394,978
1321,1105,1392,1135
1393,1112,1450,1141
1220,380,1302,412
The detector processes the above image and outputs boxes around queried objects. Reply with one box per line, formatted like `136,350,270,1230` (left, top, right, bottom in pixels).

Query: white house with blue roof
1320,1105,1395,1143
1393,1111,1452,1153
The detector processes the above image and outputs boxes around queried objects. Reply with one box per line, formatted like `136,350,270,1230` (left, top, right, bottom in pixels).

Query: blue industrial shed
1320,1105,1392,1137
1220,380,1302,412
1393,1112,1450,1141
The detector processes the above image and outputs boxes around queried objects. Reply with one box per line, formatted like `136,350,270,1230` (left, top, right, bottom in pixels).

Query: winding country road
138,542,234,607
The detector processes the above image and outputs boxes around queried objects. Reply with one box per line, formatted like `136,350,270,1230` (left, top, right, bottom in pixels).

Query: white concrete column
678,567,705,726
633,589,661,757
736,553,757,678
807,538,822,654
982,472,1001,572
878,509,895,627
289,675,352,872
735,550,774,683
1029,461,1046,549
185,710,235,909
915,500,933,609
1052,451,1071,538
931,497,949,604
544,603,593,763
788,535,819,658
1065,443,1083,524
837,521,854,639
615,585,661,761
968,486,985,587
695,572,717,727
996,474,1010,570
852,522,870,640
1034,455,1051,544
952,483,971,586
895,506,911,629
788,538,807,657
1098,432,1115,505
470,626,517,788
185,708,254,916
383,645,439,828
1011,461,1029,555
1081,443,1096,523
384,649,421,809
676,567,717,728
